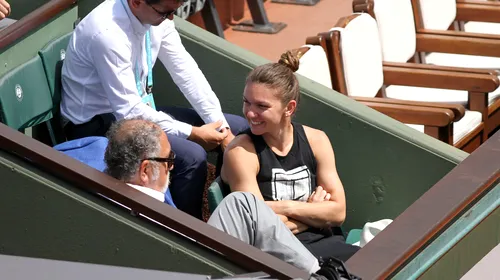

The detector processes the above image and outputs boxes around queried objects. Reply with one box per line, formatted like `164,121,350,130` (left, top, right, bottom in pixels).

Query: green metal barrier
0,149,242,277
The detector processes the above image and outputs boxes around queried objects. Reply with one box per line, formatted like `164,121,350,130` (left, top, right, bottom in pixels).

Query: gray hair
104,118,164,182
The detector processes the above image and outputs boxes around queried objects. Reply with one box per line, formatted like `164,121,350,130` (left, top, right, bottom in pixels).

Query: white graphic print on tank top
271,165,312,201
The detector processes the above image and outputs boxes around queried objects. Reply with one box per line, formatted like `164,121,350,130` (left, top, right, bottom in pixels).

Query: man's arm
265,127,346,228
157,21,229,130
90,32,193,138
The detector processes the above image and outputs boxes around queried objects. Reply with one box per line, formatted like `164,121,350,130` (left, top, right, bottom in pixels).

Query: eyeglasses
145,1,177,20
143,150,176,170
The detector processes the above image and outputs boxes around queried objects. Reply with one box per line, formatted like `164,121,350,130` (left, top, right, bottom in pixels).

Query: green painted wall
0,150,243,277
393,183,500,279
419,204,500,280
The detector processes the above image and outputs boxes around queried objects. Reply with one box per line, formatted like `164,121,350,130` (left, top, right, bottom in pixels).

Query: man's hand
220,128,235,151
188,120,228,151
0,0,11,20
308,186,331,203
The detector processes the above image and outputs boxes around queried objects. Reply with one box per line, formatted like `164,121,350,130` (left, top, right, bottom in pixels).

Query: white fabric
464,21,500,35
419,0,457,30
61,0,229,138
373,0,416,63
386,84,500,106
330,14,384,98
0,18,16,30
127,183,165,202
353,219,392,248
296,45,332,89
386,84,468,105
425,52,500,70
406,110,482,144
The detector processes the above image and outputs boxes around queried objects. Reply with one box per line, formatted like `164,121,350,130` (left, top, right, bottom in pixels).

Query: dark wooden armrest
354,96,466,121
416,30,500,57
356,99,456,127
383,64,499,92
305,35,322,46
352,0,375,18
456,0,500,23
383,61,500,77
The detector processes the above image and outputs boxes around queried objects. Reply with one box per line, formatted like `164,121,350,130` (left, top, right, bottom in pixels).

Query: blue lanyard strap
119,0,153,97
135,30,153,96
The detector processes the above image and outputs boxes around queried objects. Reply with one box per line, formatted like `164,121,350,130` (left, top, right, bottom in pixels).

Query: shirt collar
119,0,150,35
127,183,165,202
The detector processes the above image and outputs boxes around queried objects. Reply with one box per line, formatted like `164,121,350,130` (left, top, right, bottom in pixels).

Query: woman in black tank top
221,50,359,262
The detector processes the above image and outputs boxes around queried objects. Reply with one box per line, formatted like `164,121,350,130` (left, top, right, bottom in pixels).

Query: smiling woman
221,49,360,262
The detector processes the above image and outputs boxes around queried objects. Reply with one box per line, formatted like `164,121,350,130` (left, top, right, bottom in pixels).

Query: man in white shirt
61,0,249,220
103,118,328,279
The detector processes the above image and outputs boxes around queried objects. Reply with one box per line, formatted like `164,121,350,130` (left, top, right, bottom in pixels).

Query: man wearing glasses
103,118,334,280
61,0,249,220
105,118,177,201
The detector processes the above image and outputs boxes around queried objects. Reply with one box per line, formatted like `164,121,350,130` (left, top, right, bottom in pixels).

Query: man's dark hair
145,0,189,5
104,118,164,182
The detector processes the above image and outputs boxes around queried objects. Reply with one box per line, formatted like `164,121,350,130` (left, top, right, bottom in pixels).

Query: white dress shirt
127,183,165,202
61,0,229,138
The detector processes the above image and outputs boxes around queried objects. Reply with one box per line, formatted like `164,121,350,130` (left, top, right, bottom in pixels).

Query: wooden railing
0,122,309,279
0,0,77,49
346,130,500,279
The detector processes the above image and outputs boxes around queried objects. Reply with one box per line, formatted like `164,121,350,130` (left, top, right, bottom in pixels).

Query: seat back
331,13,384,98
208,176,230,214
416,0,457,30
0,56,54,131
372,0,417,63
39,32,72,100
38,32,72,145
296,45,333,89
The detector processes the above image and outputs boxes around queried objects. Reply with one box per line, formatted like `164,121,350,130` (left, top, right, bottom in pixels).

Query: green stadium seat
345,229,362,245
0,56,54,132
38,32,72,98
38,32,73,145
208,176,230,214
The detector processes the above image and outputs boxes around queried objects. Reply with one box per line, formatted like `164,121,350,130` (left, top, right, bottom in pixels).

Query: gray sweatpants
207,192,320,275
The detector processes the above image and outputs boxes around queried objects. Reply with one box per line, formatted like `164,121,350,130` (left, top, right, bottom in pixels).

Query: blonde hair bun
278,50,301,73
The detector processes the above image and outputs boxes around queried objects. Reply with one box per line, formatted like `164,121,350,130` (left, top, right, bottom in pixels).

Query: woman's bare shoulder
302,125,330,147
226,133,255,153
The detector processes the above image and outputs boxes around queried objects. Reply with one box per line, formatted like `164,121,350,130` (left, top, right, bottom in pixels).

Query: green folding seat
38,32,73,145
0,56,54,133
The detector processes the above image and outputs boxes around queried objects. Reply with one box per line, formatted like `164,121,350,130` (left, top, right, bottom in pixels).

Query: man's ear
139,160,150,185
285,100,297,117
130,0,142,9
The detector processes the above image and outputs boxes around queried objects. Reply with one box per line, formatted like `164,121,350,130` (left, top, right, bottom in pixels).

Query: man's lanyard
135,30,153,97
120,0,156,108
